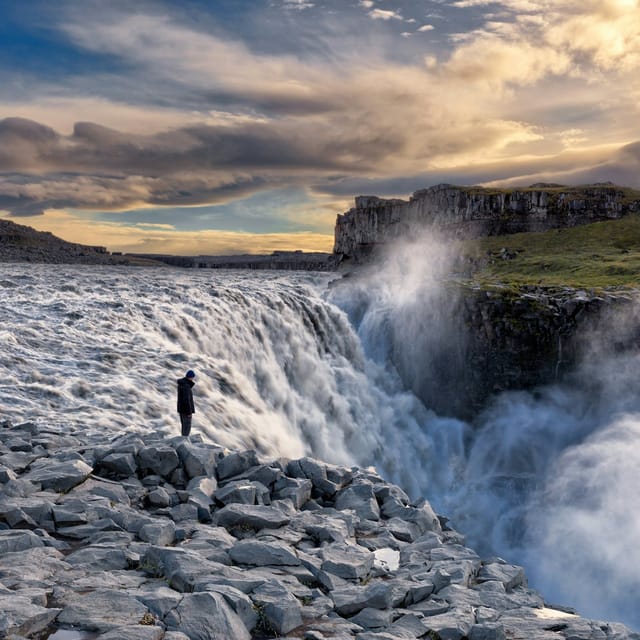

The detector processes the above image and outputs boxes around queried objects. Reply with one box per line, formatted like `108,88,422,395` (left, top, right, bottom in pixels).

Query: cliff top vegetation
465,213,640,289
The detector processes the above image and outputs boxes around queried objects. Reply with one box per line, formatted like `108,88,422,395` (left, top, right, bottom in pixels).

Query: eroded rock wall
334,184,640,259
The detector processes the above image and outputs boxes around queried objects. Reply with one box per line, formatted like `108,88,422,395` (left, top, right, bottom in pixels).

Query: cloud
2,1,640,243
368,9,403,21
418,24,435,32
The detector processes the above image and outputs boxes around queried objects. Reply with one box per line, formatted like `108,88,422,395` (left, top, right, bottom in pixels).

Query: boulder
0,593,60,637
229,539,300,567
331,582,393,616
57,589,150,632
165,591,251,640
214,480,257,506
321,543,374,581
272,476,312,509
217,449,259,481
24,459,93,492
138,520,176,546
98,625,165,640
335,482,380,521
251,579,303,635
0,529,44,554
98,452,138,477
214,503,290,531
137,445,180,477
177,442,221,479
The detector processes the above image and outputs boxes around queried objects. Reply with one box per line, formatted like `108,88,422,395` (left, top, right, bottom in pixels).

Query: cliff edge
334,183,640,260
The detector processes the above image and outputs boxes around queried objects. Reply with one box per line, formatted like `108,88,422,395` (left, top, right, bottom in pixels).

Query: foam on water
2,261,640,629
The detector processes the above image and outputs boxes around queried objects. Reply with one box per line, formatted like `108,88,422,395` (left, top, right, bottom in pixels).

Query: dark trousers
179,413,192,437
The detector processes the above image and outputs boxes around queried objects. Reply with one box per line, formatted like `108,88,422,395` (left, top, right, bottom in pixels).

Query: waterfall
2,260,640,629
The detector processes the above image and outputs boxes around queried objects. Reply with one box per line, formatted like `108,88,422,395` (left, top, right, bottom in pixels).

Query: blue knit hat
186,370,195,378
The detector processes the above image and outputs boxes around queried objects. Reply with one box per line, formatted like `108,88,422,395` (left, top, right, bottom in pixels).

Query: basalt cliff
334,183,640,260
331,183,640,419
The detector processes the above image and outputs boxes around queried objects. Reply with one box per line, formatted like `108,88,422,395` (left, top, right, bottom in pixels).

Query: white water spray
2,260,640,629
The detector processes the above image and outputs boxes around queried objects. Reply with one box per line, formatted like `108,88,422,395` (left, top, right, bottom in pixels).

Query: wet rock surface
0,419,638,640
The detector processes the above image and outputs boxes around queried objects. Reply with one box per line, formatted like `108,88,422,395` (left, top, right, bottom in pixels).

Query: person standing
177,370,196,436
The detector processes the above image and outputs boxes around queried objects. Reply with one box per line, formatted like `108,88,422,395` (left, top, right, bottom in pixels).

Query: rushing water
1,261,640,630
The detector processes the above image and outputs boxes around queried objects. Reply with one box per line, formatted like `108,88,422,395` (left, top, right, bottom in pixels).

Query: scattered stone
0,423,634,640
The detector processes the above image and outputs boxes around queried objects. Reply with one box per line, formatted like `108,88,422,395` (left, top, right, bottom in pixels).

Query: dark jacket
177,377,195,414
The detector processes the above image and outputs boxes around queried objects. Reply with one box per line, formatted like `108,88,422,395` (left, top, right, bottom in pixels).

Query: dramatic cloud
0,0,639,252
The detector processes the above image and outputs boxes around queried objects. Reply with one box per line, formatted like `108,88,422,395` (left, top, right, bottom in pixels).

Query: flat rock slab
214,503,291,531
0,529,45,554
229,539,300,566
0,594,60,637
25,459,93,492
165,592,251,640
57,589,150,632
321,543,374,581
97,624,165,640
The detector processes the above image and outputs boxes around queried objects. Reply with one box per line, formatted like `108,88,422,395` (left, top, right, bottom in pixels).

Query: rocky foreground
0,421,637,640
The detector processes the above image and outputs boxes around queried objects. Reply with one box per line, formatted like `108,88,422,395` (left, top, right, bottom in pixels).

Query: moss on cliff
465,213,640,288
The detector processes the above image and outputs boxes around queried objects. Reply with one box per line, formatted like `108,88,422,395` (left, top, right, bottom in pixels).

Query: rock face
334,183,640,259
1,419,638,640
133,251,342,272
0,219,161,265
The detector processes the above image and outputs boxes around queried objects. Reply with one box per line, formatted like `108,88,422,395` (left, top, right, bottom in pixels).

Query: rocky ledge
0,420,637,640
334,183,640,260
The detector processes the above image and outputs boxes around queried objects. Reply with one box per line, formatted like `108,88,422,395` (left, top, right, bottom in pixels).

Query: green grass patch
463,213,640,289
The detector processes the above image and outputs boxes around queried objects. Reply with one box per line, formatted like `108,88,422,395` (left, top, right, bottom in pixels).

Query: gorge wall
331,182,640,419
334,183,640,260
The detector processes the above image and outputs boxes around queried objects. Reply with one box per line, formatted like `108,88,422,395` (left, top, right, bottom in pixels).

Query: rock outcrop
1,419,638,640
334,183,640,260
133,251,341,272
0,219,160,265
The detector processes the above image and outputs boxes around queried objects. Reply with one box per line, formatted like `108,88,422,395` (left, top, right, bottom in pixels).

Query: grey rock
420,607,475,640
137,445,180,477
138,520,175,546
296,510,354,544
350,607,395,629
166,591,251,640
0,593,60,637
169,503,199,523
97,625,164,640
0,546,69,588
24,459,93,492
214,480,257,506
477,561,526,591
251,579,303,635
177,442,221,479
202,583,258,631
332,582,393,616
52,506,88,527
98,452,138,477
0,529,44,554
214,503,291,531
229,539,300,566
335,482,380,521
147,487,171,508
186,475,218,498
57,589,150,632
65,545,130,570
217,449,259,480
287,457,339,496
0,464,17,482
0,452,37,473
136,585,184,618
273,476,312,509
321,543,374,580
469,623,507,640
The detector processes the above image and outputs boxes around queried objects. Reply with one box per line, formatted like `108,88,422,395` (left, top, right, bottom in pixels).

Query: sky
1,0,640,255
